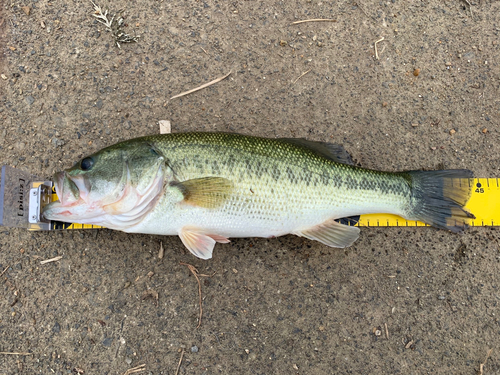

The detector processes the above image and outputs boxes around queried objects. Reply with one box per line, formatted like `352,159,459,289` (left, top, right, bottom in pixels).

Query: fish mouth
53,171,81,207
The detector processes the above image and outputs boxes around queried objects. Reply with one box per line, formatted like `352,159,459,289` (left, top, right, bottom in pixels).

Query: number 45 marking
475,182,484,194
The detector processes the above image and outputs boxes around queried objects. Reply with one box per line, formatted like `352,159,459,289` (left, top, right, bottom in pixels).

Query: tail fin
404,169,475,232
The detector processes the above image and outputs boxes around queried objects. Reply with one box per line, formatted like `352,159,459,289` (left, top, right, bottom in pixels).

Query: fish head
43,141,168,228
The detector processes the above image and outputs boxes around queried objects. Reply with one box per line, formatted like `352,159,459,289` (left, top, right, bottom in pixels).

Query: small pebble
191,345,199,353
279,40,287,47
449,129,456,135
413,68,420,77
482,128,488,134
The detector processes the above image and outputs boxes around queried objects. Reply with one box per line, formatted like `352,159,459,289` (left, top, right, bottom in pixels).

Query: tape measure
44,178,497,231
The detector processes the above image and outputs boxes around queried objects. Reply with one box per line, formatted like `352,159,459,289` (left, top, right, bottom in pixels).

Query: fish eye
80,157,94,171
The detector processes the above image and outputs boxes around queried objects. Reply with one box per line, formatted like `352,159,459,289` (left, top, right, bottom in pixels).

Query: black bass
43,132,474,259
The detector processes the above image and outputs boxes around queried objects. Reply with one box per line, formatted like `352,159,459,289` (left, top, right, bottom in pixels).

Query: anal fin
294,219,360,248
179,226,230,259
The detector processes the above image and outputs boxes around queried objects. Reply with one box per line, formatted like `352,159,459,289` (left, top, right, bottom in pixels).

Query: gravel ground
1,0,500,374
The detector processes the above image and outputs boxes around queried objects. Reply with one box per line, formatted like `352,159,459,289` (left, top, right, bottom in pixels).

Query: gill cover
43,141,168,229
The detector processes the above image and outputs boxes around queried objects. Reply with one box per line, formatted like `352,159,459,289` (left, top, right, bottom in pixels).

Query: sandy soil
1,0,500,374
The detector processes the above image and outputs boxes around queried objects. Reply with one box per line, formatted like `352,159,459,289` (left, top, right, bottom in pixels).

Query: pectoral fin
171,177,233,209
179,226,230,259
294,219,360,248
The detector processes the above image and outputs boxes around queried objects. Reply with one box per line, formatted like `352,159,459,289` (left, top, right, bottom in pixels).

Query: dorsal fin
278,138,354,165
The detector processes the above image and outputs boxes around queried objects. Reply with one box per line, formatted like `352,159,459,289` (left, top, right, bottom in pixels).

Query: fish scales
136,133,412,234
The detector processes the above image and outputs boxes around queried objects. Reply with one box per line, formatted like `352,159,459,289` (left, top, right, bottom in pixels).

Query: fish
43,132,474,259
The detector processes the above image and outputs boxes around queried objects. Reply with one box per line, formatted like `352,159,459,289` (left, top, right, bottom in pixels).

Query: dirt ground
1,0,500,374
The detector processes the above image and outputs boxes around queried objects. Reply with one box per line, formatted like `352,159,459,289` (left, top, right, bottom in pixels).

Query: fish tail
402,169,475,232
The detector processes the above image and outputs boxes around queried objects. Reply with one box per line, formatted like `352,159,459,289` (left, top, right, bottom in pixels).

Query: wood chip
40,256,63,265
158,242,164,259
170,72,231,100
159,120,171,134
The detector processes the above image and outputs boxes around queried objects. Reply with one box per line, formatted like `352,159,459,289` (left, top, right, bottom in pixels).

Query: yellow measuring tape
45,178,498,230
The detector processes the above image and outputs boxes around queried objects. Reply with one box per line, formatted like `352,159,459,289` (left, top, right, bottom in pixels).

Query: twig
170,72,231,100
40,256,63,265
174,350,185,375
180,263,204,328
292,69,311,84
0,352,32,355
354,1,369,17
384,323,389,339
89,0,139,48
462,0,473,18
479,348,493,375
374,37,385,60
123,364,146,375
290,19,337,25
0,264,10,278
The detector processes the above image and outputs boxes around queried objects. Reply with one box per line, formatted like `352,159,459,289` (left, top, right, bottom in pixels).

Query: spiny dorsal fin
171,177,233,209
294,219,360,248
278,138,354,165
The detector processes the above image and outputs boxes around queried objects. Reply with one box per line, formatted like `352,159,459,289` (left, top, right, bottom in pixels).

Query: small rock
382,102,388,107
413,68,420,77
102,337,113,347
482,128,488,134
1,74,7,80
25,96,35,105
125,357,132,365
191,345,199,353
279,40,287,47
21,6,31,15
411,123,418,127
52,322,61,333
449,129,456,135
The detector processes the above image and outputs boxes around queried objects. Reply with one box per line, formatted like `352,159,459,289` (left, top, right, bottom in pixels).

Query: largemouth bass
43,132,474,259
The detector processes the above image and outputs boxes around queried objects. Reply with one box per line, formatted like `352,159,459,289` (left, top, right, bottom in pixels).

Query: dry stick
479,348,493,375
174,350,185,375
170,72,231,100
0,352,32,355
40,256,63,265
374,37,385,60
0,265,10,278
384,323,389,340
290,19,337,25
292,69,311,84
180,263,204,328
123,364,146,375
